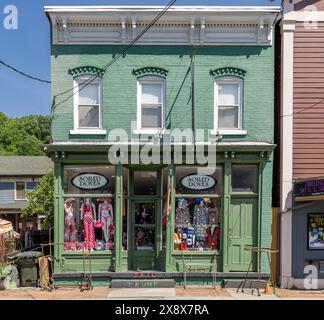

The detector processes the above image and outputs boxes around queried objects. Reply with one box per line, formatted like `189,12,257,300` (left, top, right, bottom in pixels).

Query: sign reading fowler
180,174,217,191
71,173,109,190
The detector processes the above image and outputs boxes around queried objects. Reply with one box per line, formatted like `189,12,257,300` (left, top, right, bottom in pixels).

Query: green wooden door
227,198,258,272
130,201,158,270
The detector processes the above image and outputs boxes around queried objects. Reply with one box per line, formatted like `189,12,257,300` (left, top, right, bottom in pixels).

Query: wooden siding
293,22,324,179
295,0,324,11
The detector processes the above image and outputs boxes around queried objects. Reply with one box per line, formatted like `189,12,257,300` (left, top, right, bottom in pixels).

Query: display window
133,171,157,195
174,166,222,252
232,164,258,193
134,203,155,251
64,197,115,252
308,214,324,250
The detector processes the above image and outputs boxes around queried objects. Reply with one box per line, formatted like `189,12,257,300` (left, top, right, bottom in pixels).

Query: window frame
73,75,103,132
15,181,27,201
214,76,244,134
136,76,166,132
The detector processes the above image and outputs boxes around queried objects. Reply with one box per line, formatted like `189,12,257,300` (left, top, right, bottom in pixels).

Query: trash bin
14,251,42,287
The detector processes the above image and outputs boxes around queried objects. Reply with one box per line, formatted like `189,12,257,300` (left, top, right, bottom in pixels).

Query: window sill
133,129,170,135
210,129,247,136
70,129,107,135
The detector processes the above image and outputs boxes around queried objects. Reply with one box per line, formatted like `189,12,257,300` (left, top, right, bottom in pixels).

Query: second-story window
15,181,26,200
215,76,243,131
137,76,165,130
74,76,102,129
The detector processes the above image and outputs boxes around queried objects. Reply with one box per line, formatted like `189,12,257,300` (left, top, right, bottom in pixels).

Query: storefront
44,5,279,283
287,177,324,288
48,144,274,280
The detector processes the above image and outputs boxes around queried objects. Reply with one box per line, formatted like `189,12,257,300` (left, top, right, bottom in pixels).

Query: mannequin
64,198,77,245
193,199,209,243
175,198,190,228
98,198,114,249
81,198,96,250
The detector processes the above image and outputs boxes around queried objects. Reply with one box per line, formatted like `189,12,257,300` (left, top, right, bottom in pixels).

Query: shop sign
71,173,108,190
180,174,216,191
294,179,324,200
308,214,324,250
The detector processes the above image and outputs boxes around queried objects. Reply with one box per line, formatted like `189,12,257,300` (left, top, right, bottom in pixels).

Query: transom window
74,76,102,129
215,76,243,130
137,76,165,130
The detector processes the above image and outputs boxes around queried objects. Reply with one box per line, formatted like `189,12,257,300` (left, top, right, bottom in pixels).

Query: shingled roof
0,156,53,176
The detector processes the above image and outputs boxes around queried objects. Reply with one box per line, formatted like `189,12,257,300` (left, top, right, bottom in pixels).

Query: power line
0,59,51,84
51,0,176,113
281,97,324,118
271,0,284,27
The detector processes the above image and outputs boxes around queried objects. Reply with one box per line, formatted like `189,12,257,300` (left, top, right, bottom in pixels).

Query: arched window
137,76,165,131
214,76,244,132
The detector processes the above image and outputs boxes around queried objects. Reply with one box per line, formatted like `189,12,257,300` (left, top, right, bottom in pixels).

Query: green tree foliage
21,169,54,228
0,112,51,156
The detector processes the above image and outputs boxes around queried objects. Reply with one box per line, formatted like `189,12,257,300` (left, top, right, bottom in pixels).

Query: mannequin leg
102,217,109,245
83,215,95,250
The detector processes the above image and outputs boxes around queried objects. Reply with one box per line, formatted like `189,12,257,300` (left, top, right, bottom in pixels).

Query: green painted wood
165,164,175,272
227,197,258,272
222,161,231,271
115,163,123,272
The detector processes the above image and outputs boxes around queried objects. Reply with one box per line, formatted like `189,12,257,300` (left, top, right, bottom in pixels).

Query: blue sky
0,0,281,117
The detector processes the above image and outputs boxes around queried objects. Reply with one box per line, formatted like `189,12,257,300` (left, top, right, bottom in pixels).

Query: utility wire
51,0,176,113
271,0,284,27
0,59,51,84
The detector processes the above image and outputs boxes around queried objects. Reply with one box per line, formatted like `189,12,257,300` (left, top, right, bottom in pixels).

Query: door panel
228,198,258,271
130,201,157,270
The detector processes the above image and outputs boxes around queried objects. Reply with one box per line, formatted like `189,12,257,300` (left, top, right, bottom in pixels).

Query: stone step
111,279,175,289
107,288,176,299
222,279,269,289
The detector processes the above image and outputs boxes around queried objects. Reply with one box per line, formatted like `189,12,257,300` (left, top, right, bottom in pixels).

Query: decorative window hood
45,6,280,46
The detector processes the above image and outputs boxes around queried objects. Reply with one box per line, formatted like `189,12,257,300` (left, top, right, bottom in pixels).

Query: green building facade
45,6,279,284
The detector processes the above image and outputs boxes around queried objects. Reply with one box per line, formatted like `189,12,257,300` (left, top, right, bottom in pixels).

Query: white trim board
45,6,279,46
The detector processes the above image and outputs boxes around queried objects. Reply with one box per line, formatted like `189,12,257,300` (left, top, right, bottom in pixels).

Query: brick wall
51,45,275,143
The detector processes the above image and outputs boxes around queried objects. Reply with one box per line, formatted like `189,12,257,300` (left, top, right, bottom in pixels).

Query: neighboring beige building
0,156,53,232
280,0,324,289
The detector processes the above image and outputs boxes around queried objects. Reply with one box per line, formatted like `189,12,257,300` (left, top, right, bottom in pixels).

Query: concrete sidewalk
0,286,324,300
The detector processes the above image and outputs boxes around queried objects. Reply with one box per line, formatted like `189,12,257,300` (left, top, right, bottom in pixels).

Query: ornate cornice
46,7,280,46
132,67,169,77
68,66,105,77
210,67,247,78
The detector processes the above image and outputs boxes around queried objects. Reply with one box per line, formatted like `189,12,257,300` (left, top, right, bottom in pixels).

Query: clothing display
193,201,209,241
98,198,114,248
174,197,222,252
64,198,77,243
205,225,221,250
183,227,196,248
175,198,190,228
81,199,96,250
